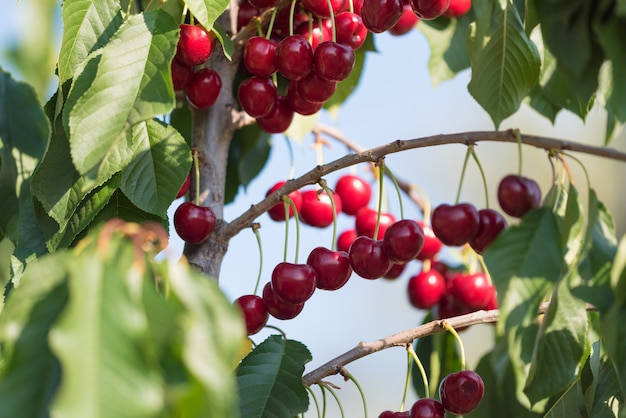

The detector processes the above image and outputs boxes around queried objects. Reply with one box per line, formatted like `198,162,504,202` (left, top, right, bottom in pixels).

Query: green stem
515,129,523,176
282,198,290,263
326,0,337,41
320,383,345,418
407,343,430,399
265,7,278,39
469,146,490,209
454,145,472,205
384,166,404,220
192,148,200,206
343,370,368,418
400,349,411,412
373,161,385,240
288,0,298,35
252,224,263,295
562,151,591,190
286,196,302,263
305,386,322,418
442,321,466,370
264,324,287,339
319,179,338,251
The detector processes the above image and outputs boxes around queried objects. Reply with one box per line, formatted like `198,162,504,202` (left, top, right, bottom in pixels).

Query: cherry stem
341,368,368,418
192,148,200,206
407,343,430,399
319,179,338,251
399,349,411,411
515,129,523,176
373,160,385,240
477,255,493,286
282,199,290,262
320,383,345,418
384,166,404,220
264,325,287,339
454,145,472,205
469,146,489,209
562,151,591,190
442,320,466,370
287,196,302,263
265,7,278,39
326,0,337,42
305,385,322,418
288,0,298,35
252,224,263,295
181,5,188,25
557,153,576,187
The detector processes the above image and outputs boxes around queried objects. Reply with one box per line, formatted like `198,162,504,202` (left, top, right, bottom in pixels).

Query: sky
2,2,626,416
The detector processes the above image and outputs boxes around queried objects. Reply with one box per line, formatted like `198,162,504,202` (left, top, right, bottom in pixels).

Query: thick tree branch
218,129,626,242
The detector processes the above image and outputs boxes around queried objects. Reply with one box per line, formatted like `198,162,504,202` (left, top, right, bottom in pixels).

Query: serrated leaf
65,9,178,174
468,1,540,128
121,119,191,217
184,0,230,31
236,335,311,418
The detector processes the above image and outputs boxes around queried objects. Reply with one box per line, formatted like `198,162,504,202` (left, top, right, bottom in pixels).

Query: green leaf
236,335,312,418
65,9,178,174
89,189,168,228
184,0,230,31
561,183,585,266
594,13,626,121
212,22,235,61
580,340,623,418
226,125,271,204
285,113,318,143
121,119,191,217
543,380,585,418
58,0,123,85
468,1,540,128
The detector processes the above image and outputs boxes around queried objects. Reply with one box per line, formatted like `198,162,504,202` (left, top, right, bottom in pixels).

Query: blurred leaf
236,335,311,418
543,381,585,418
184,0,230,31
212,23,235,61
285,113,318,144
581,341,623,418
594,13,626,122
561,183,585,266
88,190,167,230
170,104,193,146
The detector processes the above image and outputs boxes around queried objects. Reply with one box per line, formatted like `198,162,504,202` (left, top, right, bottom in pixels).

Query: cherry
256,96,294,134
262,282,305,320
248,0,279,9
383,262,406,280
389,3,420,36
409,398,445,418
431,203,479,247
266,181,303,222
176,172,191,198
415,221,443,261
186,68,222,109
335,174,372,215
296,19,332,51
349,236,393,279
171,58,193,91
337,228,358,252
447,271,492,311
271,262,317,304
497,174,541,218
276,35,314,80
435,295,472,324
234,294,269,335
299,189,342,228
355,207,396,239
243,36,278,77
313,41,356,82
238,76,277,118
301,0,343,18
307,247,352,290
237,0,260,31
439,370,485,415
469,208,507,254
383,219,425,263
407,269,445,309
296,70,337,103
335,12,368,50
443,0,471,17
285,81,324,115
410,0,450,20
379,411,410,418
361,0,404,33
173,202,216,244
274,6,310,36
484,285,498,310
175,24,215,67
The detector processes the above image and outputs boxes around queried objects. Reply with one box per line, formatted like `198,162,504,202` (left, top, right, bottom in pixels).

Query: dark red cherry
171,58,194,91
238,76,277,118
409,398,445,418
173,202,217,244
301,0,343,18
285,81,324,115
407,269,446,310
337,228,358,252
383,262,406,280
186,68,222,109
296,70,337,103
349,236,393,280
361,0,404,33
497,174,542,218
415,221,443,260
262,282,305,320
436,295,472,323
469,208,507,254
410,0,450,20
447,272,492,311
266,181,303,221
176,24,216,67
176,171,191,198
379,411,410,418
335,12,368,50
244,36,278,76
431,203,479,247
439,370,485,415
234,294,269,335
313,41,356,82
299,189,342,228
484,285,498,310
295,19,332,51
389,3,420,36
335,174,372,215
271,262,317,304
237,0,260,31
355,207,396,239
307,247,352,290
383,219,425,263
256,96,294,134
276,35,314,80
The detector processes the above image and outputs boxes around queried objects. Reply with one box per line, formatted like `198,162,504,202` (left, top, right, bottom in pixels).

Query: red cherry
389,3,420,36
285,81,324,115
299,189,342,228
171,58,193,91
355,207,396,239
186,68,222,109
348,236,393,280
497,174,542,218
266,181,303,222
335,12,368,50
301,0,343,18
447,272,492,311
262,282,305,320
443,0,471,17
379,411,410,418
361,0,404,33
410,0,450,20
256,96,294,134
244,36,278,77
176,172,191,198
176,24,215,67
173,202,216,244
271,262,317,304
296,70,337,103
435,295,472,323
484,285,498,310
237,1,260,31
335,174,372,215
407,269,446,309
295,19,332,51
307,247,352,290
383,219,425,263
313,41,356,82
469,208,507,254
383,262,406,280
337,229,358,252
415,221,443,260
276,35,314,80
248,0,280,9
234,294,269,335
238,76,277,118
431,203,479,247
409,398,445,418
439,370,485,415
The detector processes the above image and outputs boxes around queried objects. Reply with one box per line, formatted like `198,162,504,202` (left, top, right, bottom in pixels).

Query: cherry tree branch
217,129,626,241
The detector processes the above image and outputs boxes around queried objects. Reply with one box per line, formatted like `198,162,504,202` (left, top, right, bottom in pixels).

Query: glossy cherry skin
335,174,372,215
238,76,277,118
285,81,324,115
244,36,278,76
314,41,355,82
337,228,358,252
307,247,352,290
335,12,368,50
301,0,343,18
266,181,303,222
256,96,294,134
383,219,425,263
383,262,406,280
276,35,314,80
171,58,193,91
176,24,215,66
497,174,541,218
296,70,337,103
439,370,485,415
379,411,410,418
410,0,450,20
469,208,507,254
389,3,420,36
262,282,305,320
176,172,191,198
409,398,445,418
355,207,397,239
415,221,443,260
361,0,404,33
349,236,393,280
484,285,498,310
234,294,269,335
431,203,479,247
173,202,216,244
295,19,332,52
443,0,471,17
186,68,222,109
299,189,342,228
271,262,317,304
447,272,492,311
407,269,446,309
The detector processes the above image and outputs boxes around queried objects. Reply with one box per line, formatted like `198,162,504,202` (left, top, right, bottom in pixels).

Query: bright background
2,2,626,416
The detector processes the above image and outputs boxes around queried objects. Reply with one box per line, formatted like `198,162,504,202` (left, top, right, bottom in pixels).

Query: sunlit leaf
184,0,230,31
